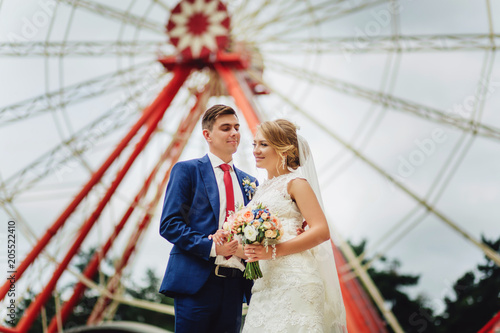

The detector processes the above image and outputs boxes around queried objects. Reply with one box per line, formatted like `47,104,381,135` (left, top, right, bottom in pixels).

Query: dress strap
281,172,307,199
284,172,306,184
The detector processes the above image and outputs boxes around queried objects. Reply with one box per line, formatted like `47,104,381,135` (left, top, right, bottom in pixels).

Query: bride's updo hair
258,119,300,170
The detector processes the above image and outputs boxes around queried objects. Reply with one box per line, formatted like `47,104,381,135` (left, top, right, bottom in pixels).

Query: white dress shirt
207,152,245,270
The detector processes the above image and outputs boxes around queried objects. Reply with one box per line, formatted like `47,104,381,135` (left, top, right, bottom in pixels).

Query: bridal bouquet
223,203,283,280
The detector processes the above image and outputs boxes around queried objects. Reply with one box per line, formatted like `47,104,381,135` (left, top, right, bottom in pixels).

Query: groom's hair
202,104,238,131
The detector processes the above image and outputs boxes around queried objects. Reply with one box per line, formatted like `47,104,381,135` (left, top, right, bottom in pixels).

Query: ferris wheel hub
167,0,231,59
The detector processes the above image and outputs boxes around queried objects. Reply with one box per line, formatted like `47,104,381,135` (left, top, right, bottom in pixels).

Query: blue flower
242,177,257,200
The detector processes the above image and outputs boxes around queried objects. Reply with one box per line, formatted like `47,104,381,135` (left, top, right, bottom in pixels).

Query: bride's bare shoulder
286,176,310,197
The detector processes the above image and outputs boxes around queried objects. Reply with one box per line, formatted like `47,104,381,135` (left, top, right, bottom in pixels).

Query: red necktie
220,163,234,259
220,164,235,219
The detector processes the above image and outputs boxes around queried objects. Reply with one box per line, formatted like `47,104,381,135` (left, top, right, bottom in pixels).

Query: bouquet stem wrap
244,260,263,280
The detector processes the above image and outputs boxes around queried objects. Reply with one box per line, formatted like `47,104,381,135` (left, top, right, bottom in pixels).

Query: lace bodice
243,172,347,333
249,172,304,241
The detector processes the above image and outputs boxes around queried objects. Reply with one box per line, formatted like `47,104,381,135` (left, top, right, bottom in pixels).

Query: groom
159,104,257,333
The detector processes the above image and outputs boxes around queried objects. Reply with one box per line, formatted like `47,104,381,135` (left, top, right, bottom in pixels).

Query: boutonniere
242,177,257,200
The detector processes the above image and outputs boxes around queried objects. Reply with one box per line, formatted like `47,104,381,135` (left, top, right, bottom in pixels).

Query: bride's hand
297,221,308,235
244,244,272,262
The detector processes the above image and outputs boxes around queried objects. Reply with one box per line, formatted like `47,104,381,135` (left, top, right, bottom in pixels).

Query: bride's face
253,130,280,171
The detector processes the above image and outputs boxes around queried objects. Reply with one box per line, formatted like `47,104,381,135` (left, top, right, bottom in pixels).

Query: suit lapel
234,166,249,206
199,155,220,223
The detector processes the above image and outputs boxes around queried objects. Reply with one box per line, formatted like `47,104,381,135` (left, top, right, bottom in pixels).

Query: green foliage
349,235,500,333
433,236,500,333
349,239,437,333
4,289,56,333
115,269,175,331
3,248,174,332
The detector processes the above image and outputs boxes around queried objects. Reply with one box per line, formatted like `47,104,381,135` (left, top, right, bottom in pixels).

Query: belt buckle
215,265,227,278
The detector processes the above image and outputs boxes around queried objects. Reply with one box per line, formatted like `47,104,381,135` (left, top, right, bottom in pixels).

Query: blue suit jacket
159,154,257,299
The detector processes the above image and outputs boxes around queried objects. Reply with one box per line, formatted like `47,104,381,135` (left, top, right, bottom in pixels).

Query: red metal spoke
46,86,208,332
333,242,388,332
46,148,162,333
0,67,188,302
3,66,191,332
86,87,210,325
478,312,500,333
215,63,261,134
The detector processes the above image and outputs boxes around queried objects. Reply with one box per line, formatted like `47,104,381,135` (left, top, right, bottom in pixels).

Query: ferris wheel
1,0,500,332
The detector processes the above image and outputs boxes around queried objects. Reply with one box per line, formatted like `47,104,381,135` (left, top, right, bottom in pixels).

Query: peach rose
261,212,269,219
243,209,254,222
265,229,276,238
262,221,272,229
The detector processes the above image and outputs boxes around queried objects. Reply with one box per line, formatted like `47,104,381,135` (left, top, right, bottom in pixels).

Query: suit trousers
174,269,245,333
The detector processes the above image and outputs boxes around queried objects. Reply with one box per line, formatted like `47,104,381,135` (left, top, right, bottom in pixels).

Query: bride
241,119,347,332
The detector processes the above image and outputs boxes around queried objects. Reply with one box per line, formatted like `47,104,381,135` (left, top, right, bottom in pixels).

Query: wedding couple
159,105,347,332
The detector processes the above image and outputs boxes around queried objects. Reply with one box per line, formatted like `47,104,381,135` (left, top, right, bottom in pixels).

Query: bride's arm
245,178,330,262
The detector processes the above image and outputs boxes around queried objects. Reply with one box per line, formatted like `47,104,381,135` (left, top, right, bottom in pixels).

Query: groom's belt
213,265,243,278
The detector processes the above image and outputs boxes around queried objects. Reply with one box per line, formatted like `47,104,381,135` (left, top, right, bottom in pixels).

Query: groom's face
203,114,240,159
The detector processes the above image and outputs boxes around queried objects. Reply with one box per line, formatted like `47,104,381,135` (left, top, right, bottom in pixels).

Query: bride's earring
281,155,286,169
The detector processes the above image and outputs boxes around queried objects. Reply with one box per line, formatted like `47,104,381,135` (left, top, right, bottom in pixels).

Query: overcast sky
1,0,499,320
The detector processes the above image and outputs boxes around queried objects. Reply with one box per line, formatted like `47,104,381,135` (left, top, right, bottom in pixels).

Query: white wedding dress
242,172,347,333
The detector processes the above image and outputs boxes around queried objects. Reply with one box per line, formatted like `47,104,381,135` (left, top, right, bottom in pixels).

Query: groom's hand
215,239,238,257
209,230,230,245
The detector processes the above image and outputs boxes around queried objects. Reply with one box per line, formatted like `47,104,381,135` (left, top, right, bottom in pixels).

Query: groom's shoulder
171,156,207,175
175,155,207,167
174,158,197,167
